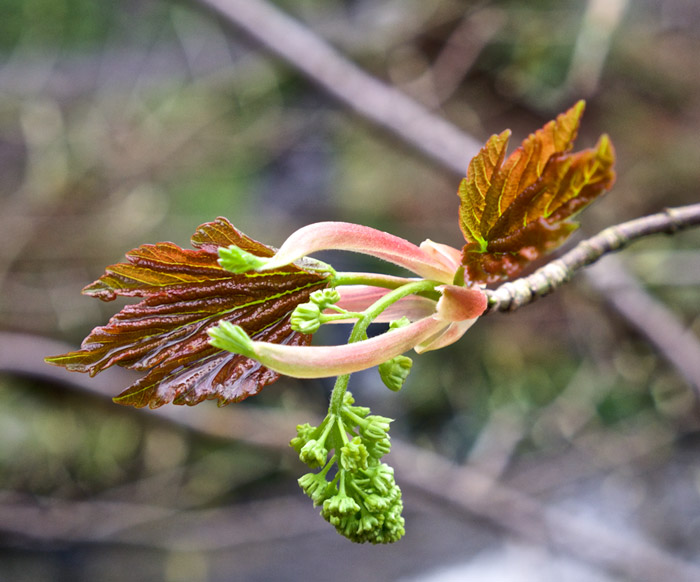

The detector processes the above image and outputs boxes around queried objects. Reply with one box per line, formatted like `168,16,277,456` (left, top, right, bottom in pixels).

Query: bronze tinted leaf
458,102,616,284
46,217,330,408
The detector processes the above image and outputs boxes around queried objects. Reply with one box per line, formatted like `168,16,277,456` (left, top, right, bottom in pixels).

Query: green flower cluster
291,392,405,544
290,288,349,334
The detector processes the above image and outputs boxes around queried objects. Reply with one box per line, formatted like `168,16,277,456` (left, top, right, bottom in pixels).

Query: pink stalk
416,319,477,353
331,285,438,322
260,222,457,283
246,315,449,378
419,239,463,272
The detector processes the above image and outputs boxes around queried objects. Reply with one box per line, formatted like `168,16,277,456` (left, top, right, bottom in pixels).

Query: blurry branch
485,204,700,312
0,333,303,451
197,0,484,174
401,9,505,107
0,489,324,550
565,0,629,98
629,250,700,286
585,255,700,395
533,0,630,108
0,42,232,102
3,332,700,580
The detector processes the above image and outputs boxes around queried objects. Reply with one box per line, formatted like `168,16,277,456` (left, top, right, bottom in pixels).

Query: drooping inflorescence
292,392,404,544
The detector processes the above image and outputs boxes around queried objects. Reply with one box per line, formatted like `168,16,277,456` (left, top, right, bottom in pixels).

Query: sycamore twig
485,204,700,312
195,0,700,316
194,0,700,402
194,0,700,317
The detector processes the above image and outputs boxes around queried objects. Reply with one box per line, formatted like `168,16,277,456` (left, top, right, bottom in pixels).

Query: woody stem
484,204,700,312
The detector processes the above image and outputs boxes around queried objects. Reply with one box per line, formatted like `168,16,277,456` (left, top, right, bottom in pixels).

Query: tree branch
585,256,700,394
197,0,483,175
484,204,700,312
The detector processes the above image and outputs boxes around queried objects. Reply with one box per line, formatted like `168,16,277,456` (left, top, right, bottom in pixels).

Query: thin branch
484,204,700,312
196,0,483,175
564,0,630,98
0,490,325,550
585,256,700,394
484,203,700,398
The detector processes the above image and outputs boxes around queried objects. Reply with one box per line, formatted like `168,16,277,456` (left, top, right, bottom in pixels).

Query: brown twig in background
391,441,700,582
197,0,484,175
585,256,700,396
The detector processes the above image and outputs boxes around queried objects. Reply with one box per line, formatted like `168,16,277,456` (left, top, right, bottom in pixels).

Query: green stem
341,406,366,428
320,312,364,323
317,414,336,445
333,272,417,289
328,279,440,416
333,272,442,302
329,374,352,418
320,454,336,478
335,418,351,446
339,469,347,495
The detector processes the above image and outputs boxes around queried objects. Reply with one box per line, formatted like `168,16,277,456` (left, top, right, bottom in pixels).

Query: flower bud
299,439,329,468
378,355,412,392
340,436,369,472
310,288,341,309
364,463,395,495
289,422,317,453
363,493,390,512
290,303,322,334
298,472,333,506
207,322,255,359
361,415,392,441
357,512,380,534
323,493,361,518
365,436,391,459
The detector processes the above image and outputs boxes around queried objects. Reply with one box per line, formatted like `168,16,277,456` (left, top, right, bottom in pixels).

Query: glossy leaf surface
46,217,329,408
458,101,616,284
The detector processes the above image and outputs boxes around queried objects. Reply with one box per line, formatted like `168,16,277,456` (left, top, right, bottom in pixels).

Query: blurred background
1,0,700,580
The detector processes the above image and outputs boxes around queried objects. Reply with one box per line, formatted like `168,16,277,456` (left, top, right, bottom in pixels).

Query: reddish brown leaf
46,217,330,408
458,102,616,284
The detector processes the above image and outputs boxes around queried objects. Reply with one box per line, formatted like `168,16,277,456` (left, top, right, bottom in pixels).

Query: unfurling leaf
46,217,330,408
458,101,616,284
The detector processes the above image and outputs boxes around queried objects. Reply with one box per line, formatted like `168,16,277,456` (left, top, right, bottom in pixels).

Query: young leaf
46,217,330,408
458,101,616,284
